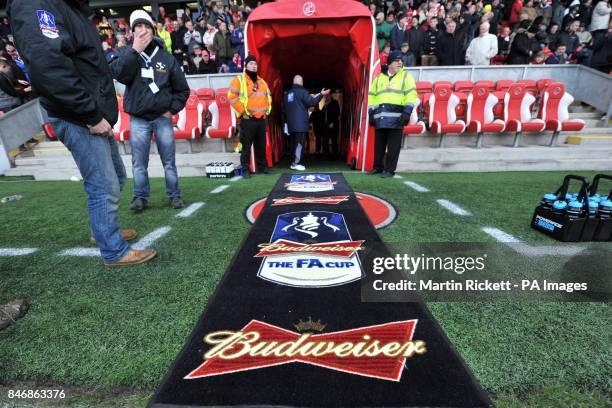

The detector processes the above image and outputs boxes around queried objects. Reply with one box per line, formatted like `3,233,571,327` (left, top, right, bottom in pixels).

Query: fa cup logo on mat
285,174,336,192
256,211,364,287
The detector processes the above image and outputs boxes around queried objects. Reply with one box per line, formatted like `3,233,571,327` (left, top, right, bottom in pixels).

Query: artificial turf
0,168,610,406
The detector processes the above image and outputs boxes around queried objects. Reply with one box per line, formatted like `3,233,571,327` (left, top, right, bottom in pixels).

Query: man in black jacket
508,22,537,64
8,0,155,266
283,75,329,171
405,17,424,64
436,20,464,65
422,17,440,66
110,10,190,212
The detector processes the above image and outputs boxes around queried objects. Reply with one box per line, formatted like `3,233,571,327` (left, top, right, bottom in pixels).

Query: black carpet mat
148,173,492,407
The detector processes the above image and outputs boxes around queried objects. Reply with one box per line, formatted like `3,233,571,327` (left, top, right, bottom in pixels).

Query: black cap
244,54,257,66
388,51,403,62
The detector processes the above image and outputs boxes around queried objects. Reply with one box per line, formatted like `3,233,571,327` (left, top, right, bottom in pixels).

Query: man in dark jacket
7,0,155,266
110,10,190,212
436,20,464,65
405,17,424,63
508,22,537,64
213,22,232,66
321,92,341,159
283,75,329,171
422,17,440,65
390,13,408,51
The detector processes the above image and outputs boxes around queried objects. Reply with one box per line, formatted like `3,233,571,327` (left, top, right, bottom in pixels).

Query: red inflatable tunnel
245,0,379,171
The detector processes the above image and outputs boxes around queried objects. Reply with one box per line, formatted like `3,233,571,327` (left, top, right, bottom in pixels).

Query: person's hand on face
132,24,153,53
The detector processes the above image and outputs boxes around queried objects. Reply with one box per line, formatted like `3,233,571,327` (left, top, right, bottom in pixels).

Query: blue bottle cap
565,193,573,200
568,201,583,209
588,201,599,209
553,200,568,210
601,200,612,209
543,193,557,200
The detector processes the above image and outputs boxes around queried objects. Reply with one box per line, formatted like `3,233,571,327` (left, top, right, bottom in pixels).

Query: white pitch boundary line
436,199,472,216
58,226,172,256
176,202,205,218
481,227,587,257
211,185,230,194
0,248,39,256
230,175,243,182
404,181,430,192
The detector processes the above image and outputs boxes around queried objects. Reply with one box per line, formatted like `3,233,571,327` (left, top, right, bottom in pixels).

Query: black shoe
260,168,272,175
369,168,383,175
170,197,184,209
129,197,147,213
382,171,394,178
242,171,251,179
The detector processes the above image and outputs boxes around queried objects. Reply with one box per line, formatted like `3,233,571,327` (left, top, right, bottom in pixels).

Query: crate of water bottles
531,174,612,242
205,162,237,178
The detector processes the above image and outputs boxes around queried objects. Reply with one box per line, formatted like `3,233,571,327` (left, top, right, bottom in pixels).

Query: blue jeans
130,115,181,199
49,117,130,263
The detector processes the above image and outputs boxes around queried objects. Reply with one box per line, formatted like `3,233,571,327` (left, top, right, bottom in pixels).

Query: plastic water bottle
566,201,584,220
1,195,23,203
599,200,612,220
540,193,557,209
588,201,599,218
552,200,567,214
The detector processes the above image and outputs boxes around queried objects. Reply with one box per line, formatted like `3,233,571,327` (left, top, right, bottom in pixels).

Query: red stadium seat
453,80,474,93
492,90,506,118
495,80,514,92
428,83,465,147
416,81,432,94
466,84,506,148
504,83,545,147
403,98,426,136
196,87,216,126
434,80,452,90
418,93,431,122
536,78,554,92
517,79,537,95
475,80,495,91
174,93,203,153
205,88,236,151
454,91,468,120
113,97,131,153
539,82,585,146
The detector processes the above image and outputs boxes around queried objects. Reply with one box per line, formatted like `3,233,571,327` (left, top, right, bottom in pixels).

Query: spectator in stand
391,13,408,50
376,12,392,52
436,20,463,65
536,0,553,24
101,41,116,62
547,22,561,47
156,21,172,53
230,21,245,59
577,22,593,44
203,23,217,51
589,20,612,72
498,25,512,55
196,16,207,37
508,21,537,64
197,49,218,74
522,0,539,21
379,42,391,68
181,7,193,24
0,18,11,37
187,44,205,74
563,5,580,29
466,22,499,65
546,43,569,63
579,0,594,27
551,0,566,26
0,58,30,113
98,16,114,40
590,0,611,42
456,13,476,51
399,42,417,66
4,42,28,81
510,0,525,27
171,21,185,62
406,16,424,63
422,17,440,65
558,19,581,55
531,50,548,63
228,51,242,73
157,5,168,23
213,22,232,66
183,20,203,55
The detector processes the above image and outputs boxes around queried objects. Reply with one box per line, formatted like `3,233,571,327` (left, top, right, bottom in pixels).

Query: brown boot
0,299,29,331
104,249,157,267
90,229,138,246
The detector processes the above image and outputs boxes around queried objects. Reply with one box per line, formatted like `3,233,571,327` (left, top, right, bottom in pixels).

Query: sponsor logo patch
285,174,336,192
184,319,425,381
37,10,59,39
257,211,364,287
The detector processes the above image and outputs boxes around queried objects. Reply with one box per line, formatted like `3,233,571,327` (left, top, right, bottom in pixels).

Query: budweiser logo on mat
185,320,426,381
271,196,350,206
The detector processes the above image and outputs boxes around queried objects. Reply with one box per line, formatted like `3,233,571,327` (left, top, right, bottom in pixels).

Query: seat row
403,80,585,147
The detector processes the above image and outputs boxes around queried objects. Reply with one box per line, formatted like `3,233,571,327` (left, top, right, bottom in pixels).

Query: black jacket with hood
7,0,118,127
110,37,190,121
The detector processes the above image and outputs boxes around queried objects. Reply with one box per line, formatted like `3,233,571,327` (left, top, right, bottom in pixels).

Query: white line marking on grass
176,202,205,218
211,185,230,194
481,227,587,257
393,174,403,179
132,226,172,249
0,248,38,256
59,248,99,257
404,181,430,192
436,199,472,216
230,176,243,181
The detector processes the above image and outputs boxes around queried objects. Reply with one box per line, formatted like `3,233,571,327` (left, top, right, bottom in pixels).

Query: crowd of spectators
368,0,611,73
0,17,33,115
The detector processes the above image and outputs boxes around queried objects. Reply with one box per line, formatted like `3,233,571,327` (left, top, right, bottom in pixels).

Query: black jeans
323,126,338,156
240,117,267,172
373,128,403,174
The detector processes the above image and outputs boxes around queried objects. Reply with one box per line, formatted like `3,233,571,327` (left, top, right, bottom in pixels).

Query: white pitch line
0,248,39,256
211,185,230,194
230,175,243,182
132,226,172,249
481,227,587,257
404,181,430,192
393,174,404,179
436,199,472,216
59,248,99,257
176,202,205,218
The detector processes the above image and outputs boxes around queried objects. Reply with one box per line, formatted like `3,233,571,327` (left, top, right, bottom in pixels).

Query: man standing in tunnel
283,75,329,171
368,51,417,178
228,55,272,178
